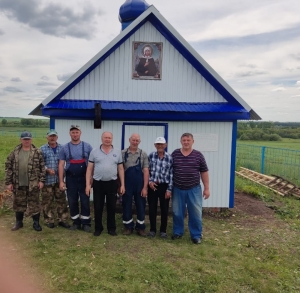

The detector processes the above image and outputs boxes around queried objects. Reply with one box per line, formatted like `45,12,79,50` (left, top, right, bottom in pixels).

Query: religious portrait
132,42,163,80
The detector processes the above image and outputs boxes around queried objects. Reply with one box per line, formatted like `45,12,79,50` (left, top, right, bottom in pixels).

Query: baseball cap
20,131,32,139
47,129,58,136
154,137,166,144
70,125,80,131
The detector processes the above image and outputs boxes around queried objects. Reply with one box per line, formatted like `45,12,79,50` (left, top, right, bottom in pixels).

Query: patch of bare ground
204,192,286,229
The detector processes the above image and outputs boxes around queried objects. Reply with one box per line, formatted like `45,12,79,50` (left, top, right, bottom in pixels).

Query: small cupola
119,0,150,31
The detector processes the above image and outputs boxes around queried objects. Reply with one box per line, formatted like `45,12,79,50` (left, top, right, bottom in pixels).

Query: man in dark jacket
5,131,46,231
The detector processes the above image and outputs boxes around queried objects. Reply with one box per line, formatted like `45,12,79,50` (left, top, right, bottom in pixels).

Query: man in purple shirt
171,133,210,244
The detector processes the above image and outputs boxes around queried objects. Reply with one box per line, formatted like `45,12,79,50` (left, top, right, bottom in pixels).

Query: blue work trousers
172,185,202,240
66,176,91,226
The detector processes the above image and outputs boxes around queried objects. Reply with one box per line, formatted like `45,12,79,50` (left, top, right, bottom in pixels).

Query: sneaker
108,230,117,236
148,231,156,237
46,223,55,229
123,228,133,235
137,229,147,237
82,225,91,233
160,232,168,239
69,223,81,231
192,238,201,244
171,234,182,240
93,230,102,237
58,222,71,229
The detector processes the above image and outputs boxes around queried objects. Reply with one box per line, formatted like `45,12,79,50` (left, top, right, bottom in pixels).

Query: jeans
66,176,91,226
172,185,202,239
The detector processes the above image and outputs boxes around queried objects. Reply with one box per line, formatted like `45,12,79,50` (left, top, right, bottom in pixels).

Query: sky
0,0,300,121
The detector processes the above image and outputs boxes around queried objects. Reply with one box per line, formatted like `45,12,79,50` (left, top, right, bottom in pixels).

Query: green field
0,127,49,138
237,138,300,150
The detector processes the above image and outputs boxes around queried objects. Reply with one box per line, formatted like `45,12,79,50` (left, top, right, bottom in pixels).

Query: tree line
238,121,300,141
1,118,49,128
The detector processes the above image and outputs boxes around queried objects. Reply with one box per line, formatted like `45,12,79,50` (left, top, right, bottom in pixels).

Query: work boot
11,212,24,231
32,213,42,232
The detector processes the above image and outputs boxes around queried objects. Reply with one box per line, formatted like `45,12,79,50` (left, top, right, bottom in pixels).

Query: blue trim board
50,118,55,129
42,108,250,121
229,121,237,208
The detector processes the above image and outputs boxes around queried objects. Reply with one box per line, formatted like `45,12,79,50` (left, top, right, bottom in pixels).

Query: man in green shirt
5,131,46,231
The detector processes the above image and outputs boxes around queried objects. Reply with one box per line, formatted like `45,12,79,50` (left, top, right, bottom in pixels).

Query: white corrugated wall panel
62,22,226,103
54,120,233,208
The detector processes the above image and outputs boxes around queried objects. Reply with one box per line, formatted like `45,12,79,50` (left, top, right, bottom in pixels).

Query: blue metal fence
236,144,300,186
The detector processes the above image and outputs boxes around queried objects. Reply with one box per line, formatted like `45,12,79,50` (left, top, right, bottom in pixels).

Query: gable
61,21,226,104
30,6,260,120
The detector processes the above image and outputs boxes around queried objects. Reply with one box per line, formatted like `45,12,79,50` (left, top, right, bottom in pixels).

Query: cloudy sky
0,0,300,121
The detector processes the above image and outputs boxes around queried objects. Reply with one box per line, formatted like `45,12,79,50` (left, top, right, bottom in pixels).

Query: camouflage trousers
41,183,69,224
13,186,40,216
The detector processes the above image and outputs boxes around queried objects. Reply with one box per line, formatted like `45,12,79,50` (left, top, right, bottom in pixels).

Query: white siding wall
62,21,226,103
55,119,233,208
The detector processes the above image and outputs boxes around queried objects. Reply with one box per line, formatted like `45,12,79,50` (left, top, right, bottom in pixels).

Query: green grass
1,134,300,292
237,138,300,150
1,193,300,293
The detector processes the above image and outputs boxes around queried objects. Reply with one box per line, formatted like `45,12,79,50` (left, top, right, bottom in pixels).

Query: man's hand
6,184,13,192
203,188,210,200
38,182,44,189
149,182,157,191
85,186,91,197
59,182,66,191
141,187,148,198
165,191,171,199
119,185,125,196
47,169,55,176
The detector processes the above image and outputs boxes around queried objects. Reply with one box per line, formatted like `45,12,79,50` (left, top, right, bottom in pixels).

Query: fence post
261,146,265,174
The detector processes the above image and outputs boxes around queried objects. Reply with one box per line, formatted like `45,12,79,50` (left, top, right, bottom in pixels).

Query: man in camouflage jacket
5,131,46,231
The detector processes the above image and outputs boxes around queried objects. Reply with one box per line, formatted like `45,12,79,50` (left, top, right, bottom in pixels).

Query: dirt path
0,223,51,293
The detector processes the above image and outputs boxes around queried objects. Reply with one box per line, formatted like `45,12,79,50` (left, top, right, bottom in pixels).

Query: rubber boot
32,213,42,232
11,212,24,231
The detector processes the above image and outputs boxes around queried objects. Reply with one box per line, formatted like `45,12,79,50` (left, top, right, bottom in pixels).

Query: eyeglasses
70,125,80,128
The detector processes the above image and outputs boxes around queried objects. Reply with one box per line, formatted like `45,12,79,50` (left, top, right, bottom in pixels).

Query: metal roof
45,100,247,113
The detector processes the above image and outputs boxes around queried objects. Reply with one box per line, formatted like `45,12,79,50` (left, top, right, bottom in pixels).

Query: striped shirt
172,149,208,190
40,143,63,185
148,151,173,192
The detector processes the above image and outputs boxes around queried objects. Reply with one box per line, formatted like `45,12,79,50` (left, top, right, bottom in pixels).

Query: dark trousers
92,179,118,232
66,176,91,226
148,183,170,233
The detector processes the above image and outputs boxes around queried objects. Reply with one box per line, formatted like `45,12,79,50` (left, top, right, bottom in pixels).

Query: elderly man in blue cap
5,131,46,231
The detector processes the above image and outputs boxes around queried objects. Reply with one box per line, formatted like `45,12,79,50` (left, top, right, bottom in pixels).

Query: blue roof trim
44,100,247,113
42,108,250,121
